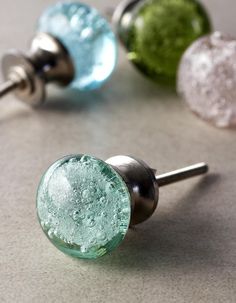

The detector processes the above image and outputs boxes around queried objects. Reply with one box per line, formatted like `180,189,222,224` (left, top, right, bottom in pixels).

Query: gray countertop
0,1,235,302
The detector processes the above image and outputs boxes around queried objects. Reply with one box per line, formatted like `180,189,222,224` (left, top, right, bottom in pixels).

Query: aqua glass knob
113,0,211,85
37,154,208,259
38,2,117,91
37,155,131,259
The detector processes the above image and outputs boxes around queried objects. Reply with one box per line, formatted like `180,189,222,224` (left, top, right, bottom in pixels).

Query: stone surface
37,154,131,259
119,0,211,84
178,32,236,127
38,2,117,90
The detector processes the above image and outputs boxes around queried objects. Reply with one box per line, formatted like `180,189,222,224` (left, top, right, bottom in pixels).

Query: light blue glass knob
0,2,118,106
38,2,118,91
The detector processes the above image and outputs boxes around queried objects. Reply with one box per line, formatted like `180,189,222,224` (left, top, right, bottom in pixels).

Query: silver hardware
0,33,74,106
106,155,208,225
112,0,143,46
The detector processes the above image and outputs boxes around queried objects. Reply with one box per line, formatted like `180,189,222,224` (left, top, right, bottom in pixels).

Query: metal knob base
112,0,143,46
1,33,74,106
106,155,159,225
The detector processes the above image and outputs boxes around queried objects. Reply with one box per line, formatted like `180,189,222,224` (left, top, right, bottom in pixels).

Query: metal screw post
0,79,19,98
155,163,209,187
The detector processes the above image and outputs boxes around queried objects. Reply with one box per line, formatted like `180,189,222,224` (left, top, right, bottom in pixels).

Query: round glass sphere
178,32,236,128
119,0,211,84
38,2,117,91
36,155,131,259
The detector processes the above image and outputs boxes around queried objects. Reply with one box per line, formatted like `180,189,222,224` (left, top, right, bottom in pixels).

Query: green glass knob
37,155,131,259
113,0,211,85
